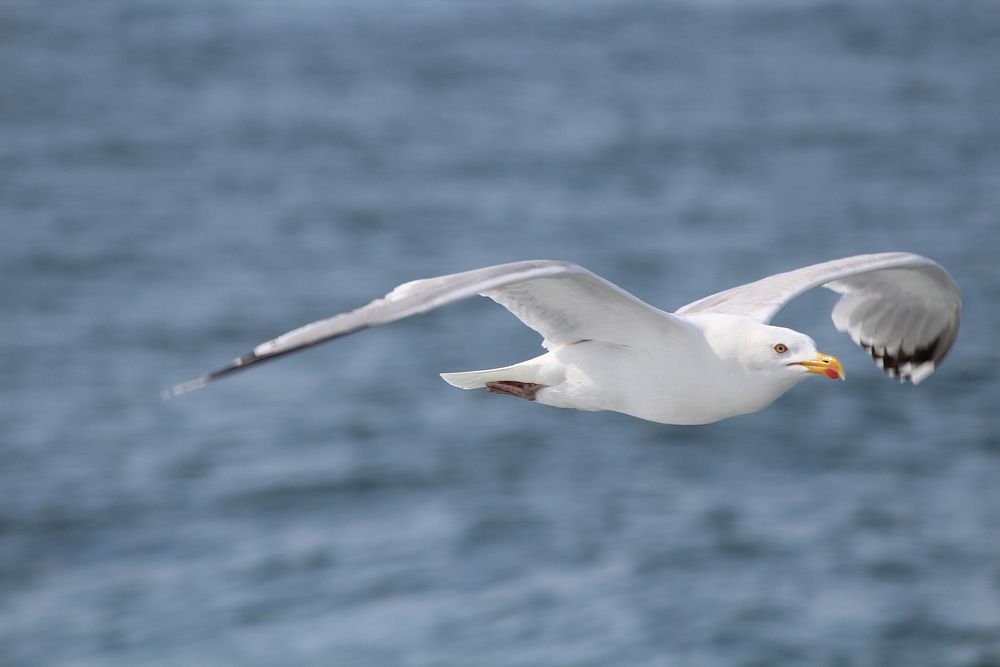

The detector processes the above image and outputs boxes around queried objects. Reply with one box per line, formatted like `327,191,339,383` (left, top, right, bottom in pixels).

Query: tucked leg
485,381,546,401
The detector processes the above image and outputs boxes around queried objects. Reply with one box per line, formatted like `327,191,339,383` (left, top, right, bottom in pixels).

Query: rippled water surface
3,1,1000,665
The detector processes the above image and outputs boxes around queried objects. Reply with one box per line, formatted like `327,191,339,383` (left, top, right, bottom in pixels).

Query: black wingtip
160,321,374,401
860,332,950,384
161,351,261,400
160,376,210,401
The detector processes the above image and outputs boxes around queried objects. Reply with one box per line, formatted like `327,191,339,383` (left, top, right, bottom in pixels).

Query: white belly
533,340,788,425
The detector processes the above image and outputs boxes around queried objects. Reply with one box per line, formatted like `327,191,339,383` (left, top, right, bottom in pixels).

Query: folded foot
485,381,546,401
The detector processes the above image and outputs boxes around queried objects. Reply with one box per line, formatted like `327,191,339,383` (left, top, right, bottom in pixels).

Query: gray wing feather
164,260,691,397
677,252,961,383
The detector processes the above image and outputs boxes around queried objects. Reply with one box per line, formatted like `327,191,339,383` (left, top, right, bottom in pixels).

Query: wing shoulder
481,263,695,348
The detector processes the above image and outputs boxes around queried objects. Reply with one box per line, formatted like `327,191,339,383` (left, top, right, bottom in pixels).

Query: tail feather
440,360,545,390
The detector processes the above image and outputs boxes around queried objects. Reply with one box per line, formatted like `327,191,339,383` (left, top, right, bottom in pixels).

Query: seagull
165,252,960,425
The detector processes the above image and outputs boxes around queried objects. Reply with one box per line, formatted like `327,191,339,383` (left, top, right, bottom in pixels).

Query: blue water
3,1,1000,665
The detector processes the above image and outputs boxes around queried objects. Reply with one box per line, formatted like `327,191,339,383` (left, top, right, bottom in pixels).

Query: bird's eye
772,343,789,354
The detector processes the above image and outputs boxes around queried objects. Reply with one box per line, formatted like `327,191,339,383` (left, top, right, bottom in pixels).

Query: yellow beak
792,353,845,381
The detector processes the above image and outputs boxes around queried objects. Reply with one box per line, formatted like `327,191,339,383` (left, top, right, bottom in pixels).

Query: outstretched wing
165,260,695,397
676,252,961,384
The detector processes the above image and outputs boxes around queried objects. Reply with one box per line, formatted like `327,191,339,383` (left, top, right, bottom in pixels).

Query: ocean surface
2,0,999,665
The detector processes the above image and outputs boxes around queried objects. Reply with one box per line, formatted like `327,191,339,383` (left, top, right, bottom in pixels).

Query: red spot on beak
825,368,840,380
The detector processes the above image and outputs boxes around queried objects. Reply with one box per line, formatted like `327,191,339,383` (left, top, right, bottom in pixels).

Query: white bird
165,252,960,425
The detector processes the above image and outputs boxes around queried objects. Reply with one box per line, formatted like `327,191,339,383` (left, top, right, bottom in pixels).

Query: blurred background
2,0,999,665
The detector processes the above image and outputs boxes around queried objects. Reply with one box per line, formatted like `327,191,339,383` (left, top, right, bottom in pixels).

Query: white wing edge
676,252,943,322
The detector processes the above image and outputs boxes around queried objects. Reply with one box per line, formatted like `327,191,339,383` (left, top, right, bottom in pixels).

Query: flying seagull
164,252,960,425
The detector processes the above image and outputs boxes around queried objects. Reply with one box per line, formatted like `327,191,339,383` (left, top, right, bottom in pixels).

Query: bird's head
739,324,845,383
